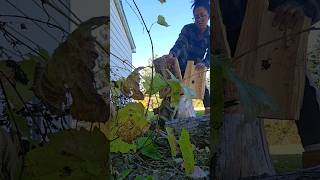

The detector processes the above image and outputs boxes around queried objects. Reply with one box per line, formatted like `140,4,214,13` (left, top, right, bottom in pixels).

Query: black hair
191,0,210,14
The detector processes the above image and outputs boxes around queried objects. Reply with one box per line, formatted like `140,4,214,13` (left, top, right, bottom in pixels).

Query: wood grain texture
234,0,311,120
183,61,207,99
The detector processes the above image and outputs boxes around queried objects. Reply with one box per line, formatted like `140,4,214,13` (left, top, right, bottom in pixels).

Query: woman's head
192,0,210,32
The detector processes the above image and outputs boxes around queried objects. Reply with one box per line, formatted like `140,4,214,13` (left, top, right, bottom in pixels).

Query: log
241,165,320,180
215,114,275,179
165,115,209,148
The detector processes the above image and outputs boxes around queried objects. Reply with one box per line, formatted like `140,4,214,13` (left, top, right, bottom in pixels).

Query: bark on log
165,115,209,148
241,165,320,180
215,114,275,179
165,113,275,179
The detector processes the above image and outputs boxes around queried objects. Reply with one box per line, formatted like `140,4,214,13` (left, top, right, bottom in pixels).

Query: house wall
0,0,70,58
69,0,108,31
110,0,133,80
0,0,134,80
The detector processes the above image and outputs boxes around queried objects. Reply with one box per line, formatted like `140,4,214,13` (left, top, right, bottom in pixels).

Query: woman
167,0,211,113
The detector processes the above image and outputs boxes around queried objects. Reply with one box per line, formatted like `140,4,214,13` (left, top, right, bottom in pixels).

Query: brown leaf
33,16,110,122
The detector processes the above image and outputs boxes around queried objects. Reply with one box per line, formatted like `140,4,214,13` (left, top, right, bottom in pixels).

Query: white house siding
0,0,70,58
69,0,108,31
110,0,135,80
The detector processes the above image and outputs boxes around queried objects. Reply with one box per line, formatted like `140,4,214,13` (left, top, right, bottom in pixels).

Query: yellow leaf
166,127,177,157
178,128,195,175
101,103,150,143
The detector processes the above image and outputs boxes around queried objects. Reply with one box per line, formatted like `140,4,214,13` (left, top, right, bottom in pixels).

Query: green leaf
167,79,181,106
157,15,170,27
145,176,153,180
165,127,177,157
118,169,132,180
0,59,37,110
110,138,136,153
145,73,167,95
23,128,108,179
135,137,161,160
134,176,144,180
158,0,166,4
12,111,30,138
178,128,195,175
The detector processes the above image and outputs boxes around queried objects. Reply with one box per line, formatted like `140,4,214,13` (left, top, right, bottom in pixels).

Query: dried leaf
121,67,145,100
33,17,110,122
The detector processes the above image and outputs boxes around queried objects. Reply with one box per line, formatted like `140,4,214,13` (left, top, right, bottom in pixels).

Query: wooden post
211,0,278,179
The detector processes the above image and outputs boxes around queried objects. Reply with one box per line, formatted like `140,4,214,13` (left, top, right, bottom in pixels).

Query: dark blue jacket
170,23,210,75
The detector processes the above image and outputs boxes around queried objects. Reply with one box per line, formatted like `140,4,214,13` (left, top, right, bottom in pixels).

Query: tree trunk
214,114,275,179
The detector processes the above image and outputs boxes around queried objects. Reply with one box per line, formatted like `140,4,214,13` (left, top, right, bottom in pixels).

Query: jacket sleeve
169,25,189,58
269,0,320,24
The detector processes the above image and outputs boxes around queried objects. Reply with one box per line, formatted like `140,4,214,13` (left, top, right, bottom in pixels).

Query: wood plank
234,0,311,120
182,61,207,99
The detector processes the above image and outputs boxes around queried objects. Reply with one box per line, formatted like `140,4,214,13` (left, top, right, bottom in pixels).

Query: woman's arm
169,25,190,58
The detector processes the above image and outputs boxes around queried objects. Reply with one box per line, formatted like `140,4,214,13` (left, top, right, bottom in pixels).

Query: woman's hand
272,2,305,31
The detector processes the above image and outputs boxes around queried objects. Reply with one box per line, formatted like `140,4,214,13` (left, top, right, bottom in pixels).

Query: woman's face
193,7,209,32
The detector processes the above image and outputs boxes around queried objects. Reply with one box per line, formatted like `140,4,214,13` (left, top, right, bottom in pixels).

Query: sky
122,0,194,68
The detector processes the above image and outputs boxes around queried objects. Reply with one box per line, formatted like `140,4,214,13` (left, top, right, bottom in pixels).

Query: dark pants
203,86,210,108
296,77,320,147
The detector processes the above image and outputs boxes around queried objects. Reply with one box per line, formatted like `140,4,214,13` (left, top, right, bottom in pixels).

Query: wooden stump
165,115,209,148
215,114,275,179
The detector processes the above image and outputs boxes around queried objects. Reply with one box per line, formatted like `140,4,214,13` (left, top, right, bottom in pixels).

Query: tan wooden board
183,61,207,99
234,0,311,120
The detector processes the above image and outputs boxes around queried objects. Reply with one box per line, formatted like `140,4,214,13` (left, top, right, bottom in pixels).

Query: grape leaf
157,15,170,27
167,79,181,106
134,176,144,180
145,176,153,180
136,137,161,160
108,103,150,143
144,73,167,95
23,128,108,179
0,59,37,110
110,138,136,153
178,128,195,175
33,17,110,123
118,67,145,100
118,169,132,180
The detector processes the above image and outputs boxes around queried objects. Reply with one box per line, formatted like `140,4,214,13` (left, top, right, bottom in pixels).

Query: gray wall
0,0,70,60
